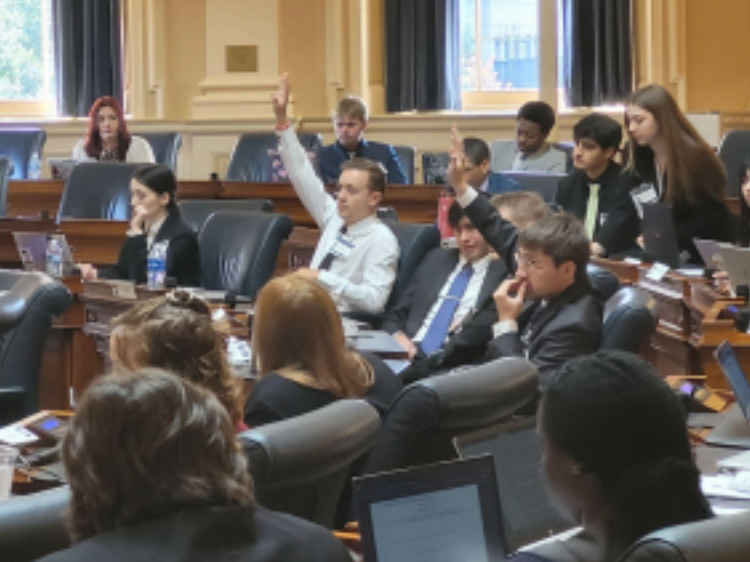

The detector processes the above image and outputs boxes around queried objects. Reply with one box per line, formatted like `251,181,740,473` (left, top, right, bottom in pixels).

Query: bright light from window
0,0,56,101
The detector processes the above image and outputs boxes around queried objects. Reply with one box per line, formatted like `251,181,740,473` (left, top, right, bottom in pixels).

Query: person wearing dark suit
461,137,522,195
317,95,407,184
78,164,201,286
244,274,402,427
383,201,509,383
555,113,639,258
37,369,351,562
448,127,602,390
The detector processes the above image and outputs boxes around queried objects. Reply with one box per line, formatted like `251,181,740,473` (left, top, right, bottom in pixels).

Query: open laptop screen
455,418,574,552
354,456,505,562
716,341,750,420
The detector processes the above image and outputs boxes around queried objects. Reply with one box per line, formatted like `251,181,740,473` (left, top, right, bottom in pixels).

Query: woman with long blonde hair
244,274,401,426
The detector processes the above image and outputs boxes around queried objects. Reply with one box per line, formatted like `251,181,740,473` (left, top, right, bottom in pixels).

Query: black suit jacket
318,139,407,184
100,208,201,286
463,192,519,272
487,280,602,389
36,505,351,562
382,247,509,381
556,162,640,256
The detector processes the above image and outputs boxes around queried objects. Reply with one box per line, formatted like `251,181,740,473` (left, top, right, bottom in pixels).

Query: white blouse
71,135,156,164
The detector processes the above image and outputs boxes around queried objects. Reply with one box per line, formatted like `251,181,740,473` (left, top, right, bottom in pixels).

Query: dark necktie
420,264,474,355
520,302,546,350
318,226,347,271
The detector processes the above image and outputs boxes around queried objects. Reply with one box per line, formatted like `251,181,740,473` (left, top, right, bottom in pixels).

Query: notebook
353,456,506,562
641,202,681,268
706,341,750,448
12,232,76,275
454,417,574,552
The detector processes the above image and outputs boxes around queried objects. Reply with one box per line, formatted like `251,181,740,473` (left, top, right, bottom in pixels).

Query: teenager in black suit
624,84,733,263
556,113,639,258
317,95,407,184
38,369,350,562
79,164,201,286
448,126,602,389
383,200,510,383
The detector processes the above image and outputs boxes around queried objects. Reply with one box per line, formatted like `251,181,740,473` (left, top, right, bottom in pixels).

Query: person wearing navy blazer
461,137,521,195
318,95,407,184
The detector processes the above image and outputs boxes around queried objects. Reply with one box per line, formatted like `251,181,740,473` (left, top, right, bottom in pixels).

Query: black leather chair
239,399,380,528
587,263,621,300
0,486,70,562
360,357,538,474
618,510,750,562
139,132,182,172
0,271,71,424
226,132,323,182
421,151,451,184
56,162,146,221
718,129,750,196
0,128,46,179
393,145,415,184
177,199,273,233
0,156,13,216
198,210,293,299
600,287,657,353
345,222,440,328
503,171,566,202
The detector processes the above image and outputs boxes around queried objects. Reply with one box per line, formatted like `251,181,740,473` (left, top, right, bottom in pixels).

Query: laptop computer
641,202,682,269
353,456,506,562
693,238,724,269
454,418,574,552
48,158,78,181
705,341,750,448
12,232,76,275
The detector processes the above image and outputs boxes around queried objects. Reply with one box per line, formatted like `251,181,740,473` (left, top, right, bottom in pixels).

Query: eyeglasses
515,252,543,271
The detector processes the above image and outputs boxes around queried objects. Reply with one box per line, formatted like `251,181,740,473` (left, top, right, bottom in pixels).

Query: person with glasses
448,126,602,393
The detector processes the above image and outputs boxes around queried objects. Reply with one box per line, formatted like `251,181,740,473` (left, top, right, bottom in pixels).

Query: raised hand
447,123,468,195
271,72,290,127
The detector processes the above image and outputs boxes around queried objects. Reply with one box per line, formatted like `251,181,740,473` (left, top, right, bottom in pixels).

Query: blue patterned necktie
420,263,474,355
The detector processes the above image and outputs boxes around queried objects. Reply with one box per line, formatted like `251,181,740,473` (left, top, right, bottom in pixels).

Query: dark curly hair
110,290,243,424
542,350,712,546
63,368,254,542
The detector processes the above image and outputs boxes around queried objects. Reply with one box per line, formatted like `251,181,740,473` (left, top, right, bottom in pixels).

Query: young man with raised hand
272,73,398,314
448,125,602,389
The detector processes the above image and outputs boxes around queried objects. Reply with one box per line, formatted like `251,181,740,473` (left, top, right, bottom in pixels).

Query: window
0,0,56,113
460,0,539,97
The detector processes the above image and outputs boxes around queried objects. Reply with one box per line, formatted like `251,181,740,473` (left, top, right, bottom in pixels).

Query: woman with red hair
71,96,155,163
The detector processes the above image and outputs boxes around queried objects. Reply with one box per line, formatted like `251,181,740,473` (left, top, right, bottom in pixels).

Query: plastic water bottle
46,236,63,278
147,241,169,289
28,151,41,180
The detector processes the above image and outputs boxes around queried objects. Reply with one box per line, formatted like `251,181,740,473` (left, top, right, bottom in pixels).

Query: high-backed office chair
0,156,13,216
553,141,576,172
393,145,416,184
239,399,380,528
503,171,565,202
360,357,538,474
0,486,70,562
617,510,750,562
587,263,621,301
56,162,146,221
0,271,72,425
600,287,657,353
225,132,323,182
177,199,273,233
0,128,46,179
198,210,293,299
345,222,440,328
718,129,750,197
139,132,182,172
421,151,451,185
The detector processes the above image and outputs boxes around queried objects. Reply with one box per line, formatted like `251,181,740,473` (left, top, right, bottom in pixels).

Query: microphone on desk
224,290,238,310
164,277,178,290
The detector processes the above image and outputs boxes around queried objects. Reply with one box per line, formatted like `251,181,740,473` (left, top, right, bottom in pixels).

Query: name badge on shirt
630,182,659,219
329,233,354,259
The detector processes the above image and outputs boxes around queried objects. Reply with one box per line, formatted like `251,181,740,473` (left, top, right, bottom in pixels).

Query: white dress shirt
413,254,492,344
72,135,156,163
276,126,399,314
